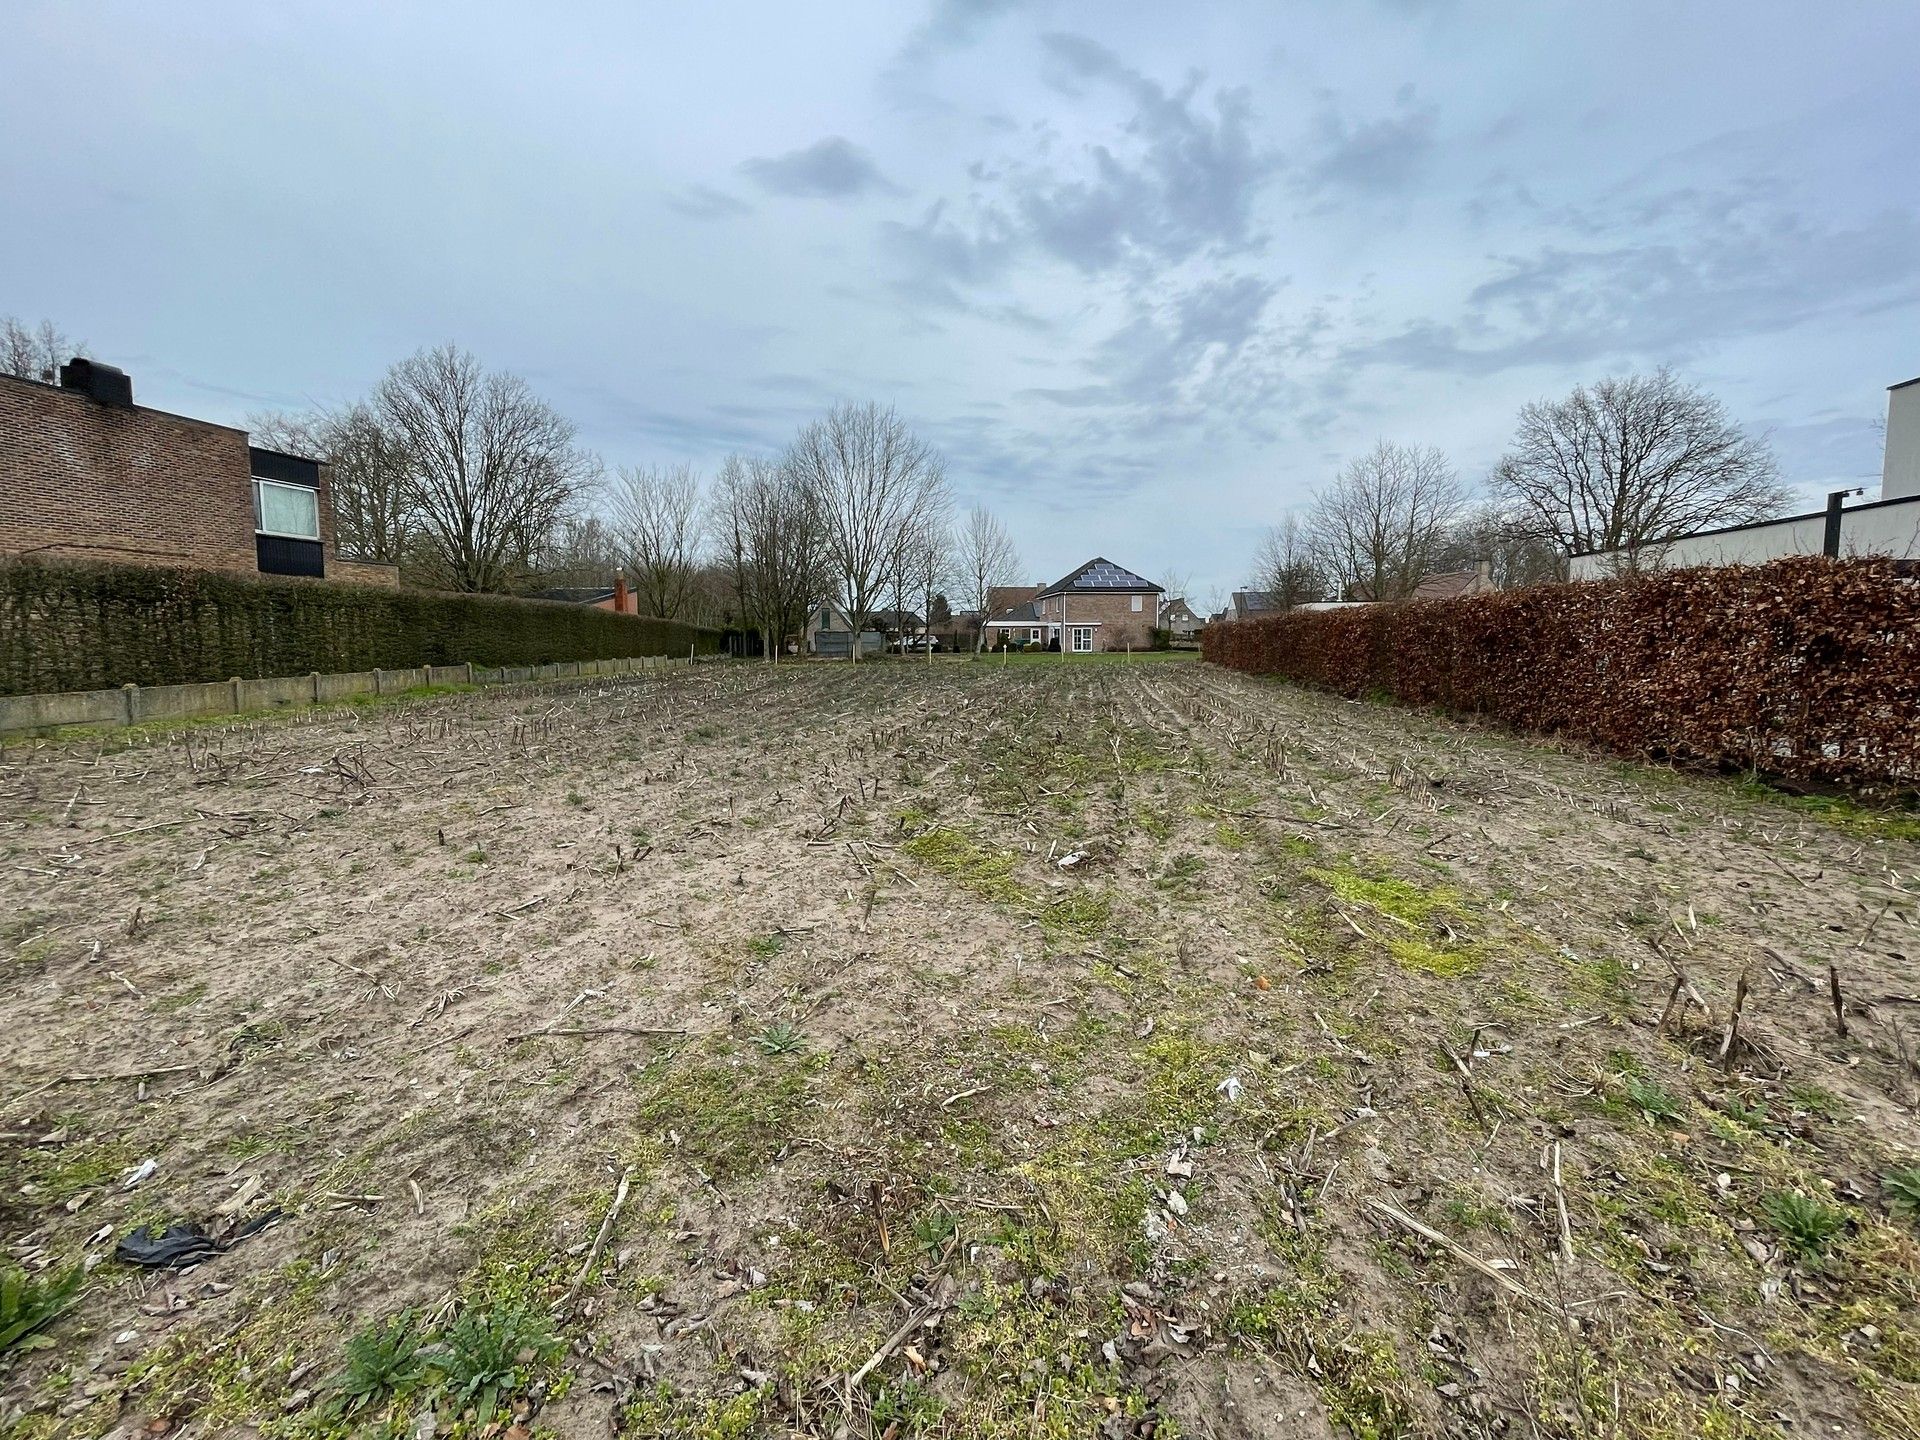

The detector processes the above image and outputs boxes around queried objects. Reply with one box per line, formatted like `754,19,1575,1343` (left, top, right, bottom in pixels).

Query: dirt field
6,655,1920,1440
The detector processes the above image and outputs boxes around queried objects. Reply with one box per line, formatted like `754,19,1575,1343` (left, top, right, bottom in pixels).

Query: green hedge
0,559,722,695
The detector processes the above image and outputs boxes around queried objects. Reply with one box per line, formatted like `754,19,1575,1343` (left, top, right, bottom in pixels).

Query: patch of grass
1,1262,82,1354
1882,1166,1920,1222
1386,934,1479,978
630,1049,824,1179
1310,862,1460,924
754,1020,807,1056
330,1309,426,1416
626,1382,772,1439
438,1301,564,1425
1620,1073,1684,1124
1763,1190,1849,1257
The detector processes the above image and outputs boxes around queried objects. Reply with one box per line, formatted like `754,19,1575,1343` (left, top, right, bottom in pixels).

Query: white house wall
1887,380,1920,500
1568,497,1920,579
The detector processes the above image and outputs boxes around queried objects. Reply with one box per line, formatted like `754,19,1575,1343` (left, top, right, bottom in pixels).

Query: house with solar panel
980,557,1164,652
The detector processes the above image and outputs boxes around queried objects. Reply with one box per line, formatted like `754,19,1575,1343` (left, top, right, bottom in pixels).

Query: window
253,478,320,540
1131,595,1143,612
1029,627,1043,643
1070,626,1094,653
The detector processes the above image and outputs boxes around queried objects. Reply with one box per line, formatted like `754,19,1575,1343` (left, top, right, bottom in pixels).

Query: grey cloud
897,0,1026,62
1025,272,1281,417
885,35,1278,299
1301,89,1437,195
665,184,753,220
1350,192,1920,376
740,137,902,199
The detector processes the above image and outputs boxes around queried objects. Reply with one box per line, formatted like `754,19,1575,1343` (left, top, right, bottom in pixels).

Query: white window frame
1070,625,1095,653
252,477,321,541
1131,595,1143,612
1029,627,1043,643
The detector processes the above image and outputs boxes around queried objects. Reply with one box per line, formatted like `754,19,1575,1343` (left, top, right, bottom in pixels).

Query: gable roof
1412,562,1497,601
984,601,1044,625
1036,557,1162,599
533,586,616,605
1230,590,1280,618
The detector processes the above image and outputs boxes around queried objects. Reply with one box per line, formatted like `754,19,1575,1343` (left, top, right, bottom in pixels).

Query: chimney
1885,376,1920,501
613,570,630,614
1474,559,1493,587
58,358,134,407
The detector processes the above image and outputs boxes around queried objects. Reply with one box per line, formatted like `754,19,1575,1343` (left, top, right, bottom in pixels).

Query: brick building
982,557,1164,651
0,361,397,585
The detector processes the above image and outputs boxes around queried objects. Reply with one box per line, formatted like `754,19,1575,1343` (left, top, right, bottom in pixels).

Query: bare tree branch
1490,368,1788,570
1304,441,1465,601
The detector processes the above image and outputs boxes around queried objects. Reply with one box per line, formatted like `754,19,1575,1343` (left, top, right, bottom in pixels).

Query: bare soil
4,656,1920,1440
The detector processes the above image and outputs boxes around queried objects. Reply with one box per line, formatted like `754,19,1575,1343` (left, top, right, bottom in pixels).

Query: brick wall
1037,590,1156,650
0,373,342,580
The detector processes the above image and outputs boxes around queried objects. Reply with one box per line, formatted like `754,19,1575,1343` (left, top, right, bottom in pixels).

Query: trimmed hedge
0,559,721,695
1202,556,1920,792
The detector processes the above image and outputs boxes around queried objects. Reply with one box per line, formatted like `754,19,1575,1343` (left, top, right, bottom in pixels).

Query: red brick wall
0,373,315,577
1037,590,1157,649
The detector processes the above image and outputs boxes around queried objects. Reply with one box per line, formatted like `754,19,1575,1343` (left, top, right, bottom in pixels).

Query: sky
5,1,1918,606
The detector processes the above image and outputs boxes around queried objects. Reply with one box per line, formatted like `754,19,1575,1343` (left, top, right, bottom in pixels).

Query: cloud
740,137,902,199
1023,272,1282,427
664,184,753,220
896,0,1027,63
884,34,1279,303
1300,88,1437,195
1349,189,1920,375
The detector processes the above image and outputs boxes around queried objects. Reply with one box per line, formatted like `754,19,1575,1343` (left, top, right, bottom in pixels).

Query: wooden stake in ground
1719,972,1751,1074
1829,964,1849,1039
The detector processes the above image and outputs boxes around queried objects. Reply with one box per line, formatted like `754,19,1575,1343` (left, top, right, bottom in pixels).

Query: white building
1569,374,1920,579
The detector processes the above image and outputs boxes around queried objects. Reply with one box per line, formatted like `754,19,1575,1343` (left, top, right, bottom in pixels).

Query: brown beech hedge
1202,556,1920,791
0,558,722,696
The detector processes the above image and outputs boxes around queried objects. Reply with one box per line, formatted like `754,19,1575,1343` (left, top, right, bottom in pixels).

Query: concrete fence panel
134,680,236,722
0,651,698,737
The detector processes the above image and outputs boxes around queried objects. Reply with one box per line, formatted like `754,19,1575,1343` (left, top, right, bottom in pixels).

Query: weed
331,1309,426,1414
912,1207,959,1259
1621,1074,1683,1123
754,1021,807,1055
1762,1191,1849,1257
437,1302,563,1423
1883,1166,1920,1221
0,1263,81,1354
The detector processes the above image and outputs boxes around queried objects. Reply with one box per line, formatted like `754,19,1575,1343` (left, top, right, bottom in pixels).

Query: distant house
804,598,884,657
1349,561,1497,604
1227,590,1281,621
0,359,397,586
981,557,1163,652
1161,596,1202,640
531,575,639,614
1410,560,1497,601
1569,372,1920,578
871,608,924,641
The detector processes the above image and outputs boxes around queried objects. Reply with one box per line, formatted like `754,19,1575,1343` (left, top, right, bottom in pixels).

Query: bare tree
709,453,829,661
957,505,1022,651
251,402,415,566
537,513,623,588
1249,513,1329,609
373,345,595,593
1305,441,1465,601
0,316,86,382
1490,368,1788,569
785,402,947,662
612,463,703,619
1433,503,1565,589
905,519,953,664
